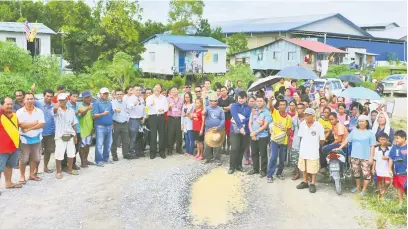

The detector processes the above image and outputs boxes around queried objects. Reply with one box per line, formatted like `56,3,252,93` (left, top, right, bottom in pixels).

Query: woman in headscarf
372,111,395,144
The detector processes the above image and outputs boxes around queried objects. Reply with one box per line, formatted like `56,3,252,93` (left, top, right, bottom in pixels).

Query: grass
391,117,407,131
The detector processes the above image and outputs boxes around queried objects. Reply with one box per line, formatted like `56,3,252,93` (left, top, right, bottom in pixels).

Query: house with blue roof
213,13,407,63
139,34,228,75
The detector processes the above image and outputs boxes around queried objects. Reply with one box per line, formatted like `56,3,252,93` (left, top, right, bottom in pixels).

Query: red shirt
192,108,203,132
51,95,71,103
0,110,19,154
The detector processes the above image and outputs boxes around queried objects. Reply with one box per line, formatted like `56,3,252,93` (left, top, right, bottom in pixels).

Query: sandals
29,176,42,181
44,168,53,174
56,173,63,179
267,178,273,183
277,175,285,180
6,183,23,189
19,180,27,185
291,174,299,180
86,161,95,166
67,170,79,175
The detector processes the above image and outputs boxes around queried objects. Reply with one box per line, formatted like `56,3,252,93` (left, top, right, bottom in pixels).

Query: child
372,133,392,200
388,130,407,206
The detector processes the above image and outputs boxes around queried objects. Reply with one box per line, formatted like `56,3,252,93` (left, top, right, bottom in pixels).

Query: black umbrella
248,75,283,92
339,74,362,83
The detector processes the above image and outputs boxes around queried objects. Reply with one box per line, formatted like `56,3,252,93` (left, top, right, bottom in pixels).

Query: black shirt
218,96,234,120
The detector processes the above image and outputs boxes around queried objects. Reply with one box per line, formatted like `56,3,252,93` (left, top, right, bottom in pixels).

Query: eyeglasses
210,100,217,102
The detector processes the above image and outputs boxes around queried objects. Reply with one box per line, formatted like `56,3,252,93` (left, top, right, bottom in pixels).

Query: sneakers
247,170,259,175
95,162,104,167
215,160,222,166
276,174,285,180
228,169,235,174
112,156,119,161
259,171,267,178
309,184,317,193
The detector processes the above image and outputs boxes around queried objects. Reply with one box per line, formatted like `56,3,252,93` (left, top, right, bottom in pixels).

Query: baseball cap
100,88,110,94
141,88,146,93
82,90,92,98
304,108,315,115
57,93,68,100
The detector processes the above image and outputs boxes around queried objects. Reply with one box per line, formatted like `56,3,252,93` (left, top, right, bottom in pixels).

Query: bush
0,72,30,97
212,64,255,89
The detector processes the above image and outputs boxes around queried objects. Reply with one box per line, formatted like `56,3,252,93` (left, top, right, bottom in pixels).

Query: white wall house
0,22,55,56
139,34,227,75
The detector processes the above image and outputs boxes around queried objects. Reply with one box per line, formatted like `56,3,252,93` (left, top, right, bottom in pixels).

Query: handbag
61,134,73,142
272,116,289,145
23,134,41,145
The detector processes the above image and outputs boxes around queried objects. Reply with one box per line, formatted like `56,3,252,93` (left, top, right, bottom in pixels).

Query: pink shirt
167,96,184,117
337,113,349,125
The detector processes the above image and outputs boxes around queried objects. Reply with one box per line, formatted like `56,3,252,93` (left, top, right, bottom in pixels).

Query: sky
136,0,407,27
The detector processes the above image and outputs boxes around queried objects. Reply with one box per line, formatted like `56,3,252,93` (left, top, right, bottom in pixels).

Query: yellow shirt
318,117,332,131
271,109,293,145
274,83,287,92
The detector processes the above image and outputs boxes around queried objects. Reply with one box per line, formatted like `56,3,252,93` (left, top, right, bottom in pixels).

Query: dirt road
0,150,382,229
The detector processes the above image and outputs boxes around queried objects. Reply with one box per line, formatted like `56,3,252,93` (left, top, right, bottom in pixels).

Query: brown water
190,167,247,226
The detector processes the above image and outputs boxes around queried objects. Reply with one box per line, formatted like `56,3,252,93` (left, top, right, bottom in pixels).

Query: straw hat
204,128,226,148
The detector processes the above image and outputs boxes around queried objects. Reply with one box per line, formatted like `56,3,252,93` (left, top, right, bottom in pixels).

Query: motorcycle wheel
334,177,342,196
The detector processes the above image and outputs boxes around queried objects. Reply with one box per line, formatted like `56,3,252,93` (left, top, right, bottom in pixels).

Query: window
6,37,16,42
213,53,218,63
273,51,280,60
257,53,263,61
34,38,40,55
288,52,296,60
149,52,155,62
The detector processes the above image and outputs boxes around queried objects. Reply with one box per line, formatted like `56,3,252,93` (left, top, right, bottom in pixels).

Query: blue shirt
389,144,407,175
35,100,55,136
347,128,376,160
349,116,358,131
249,107,271,138
375,127,395,143
92,99,114,126
111,99,129,123
230,103,251,135
204,106,225,132
67,102,80,134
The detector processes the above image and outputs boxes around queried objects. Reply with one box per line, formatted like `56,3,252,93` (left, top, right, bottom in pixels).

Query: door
179,52,185,72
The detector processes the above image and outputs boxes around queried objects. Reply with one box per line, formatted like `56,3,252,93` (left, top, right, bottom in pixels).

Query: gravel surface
0,149,382,229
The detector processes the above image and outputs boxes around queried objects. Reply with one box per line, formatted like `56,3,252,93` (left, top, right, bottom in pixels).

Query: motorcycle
326,149,347,195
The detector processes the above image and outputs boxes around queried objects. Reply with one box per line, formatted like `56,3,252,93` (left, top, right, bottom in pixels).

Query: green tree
168,0,205,35
226,33,248,55
137,20,170,42
195,19,224,41
0,41,32,72
107,52,136,90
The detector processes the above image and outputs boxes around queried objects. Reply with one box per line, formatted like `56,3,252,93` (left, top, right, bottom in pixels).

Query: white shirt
374,147,391,177
146,94,169,115
54,107,78,138
127,95,146,118
16,107,45,144
298,120,325,160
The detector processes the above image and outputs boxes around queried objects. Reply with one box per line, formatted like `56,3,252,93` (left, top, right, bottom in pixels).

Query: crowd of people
0,78,406,205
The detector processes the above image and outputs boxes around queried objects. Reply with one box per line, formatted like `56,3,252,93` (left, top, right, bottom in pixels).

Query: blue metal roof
0,22,56,34
213,13,372,37
173,43,208,51
142,34,227,47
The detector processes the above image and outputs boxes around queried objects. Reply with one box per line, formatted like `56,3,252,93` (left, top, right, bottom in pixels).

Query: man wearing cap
167,86,184,155
17,93,45,183
146,84,168,159
127,86,146,158
51,85,70,104
228,91,251,174
296,108,325,193
53,93,79,179
111,88,131,161
78,90,94,168
92,88,114,166
203,94,225,166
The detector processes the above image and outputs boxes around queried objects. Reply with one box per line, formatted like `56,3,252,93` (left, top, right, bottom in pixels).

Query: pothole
189,167,247,227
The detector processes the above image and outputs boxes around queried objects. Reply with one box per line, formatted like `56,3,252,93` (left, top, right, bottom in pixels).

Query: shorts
81,136,93,147
0,149,19,172
351,157,371,180
225,119,231,135
20,143,41,165
193,131,204,142
393,175,407,192
42,134,56,155
298,157,320,174
290,149,299,168
55,139,76,161
377,176,391,183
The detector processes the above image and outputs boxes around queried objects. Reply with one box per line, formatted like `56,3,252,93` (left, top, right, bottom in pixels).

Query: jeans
230,134,250,169
95,125,113,164
251,136,269,173
267,140,288,178
184,130,194,155
322,143,341,157
129,118,141,155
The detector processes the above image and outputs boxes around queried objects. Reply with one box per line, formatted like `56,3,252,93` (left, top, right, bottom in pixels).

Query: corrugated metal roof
360,22,399,28
0,22,56,34
173,43,208,51
368,27,407,40
284,38,347,53
355,51,379,56
143,34,227,47
213,13,373,37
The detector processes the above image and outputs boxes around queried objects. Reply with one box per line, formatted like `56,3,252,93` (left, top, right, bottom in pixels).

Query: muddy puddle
190,167,247,227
